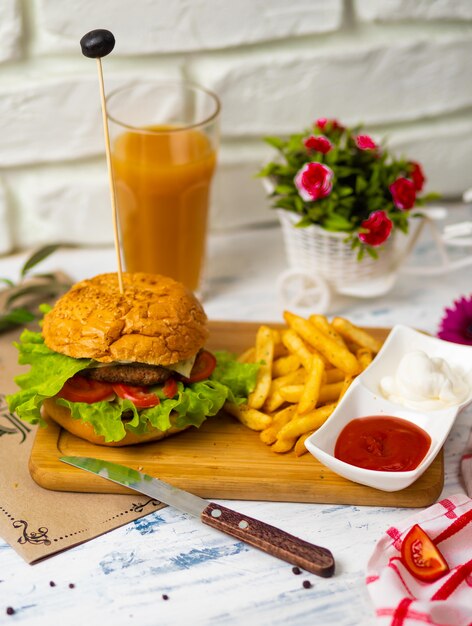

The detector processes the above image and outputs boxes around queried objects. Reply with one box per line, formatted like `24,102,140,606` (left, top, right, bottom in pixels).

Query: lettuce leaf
7,330,92,424
211,351,260,404
6,331,259,443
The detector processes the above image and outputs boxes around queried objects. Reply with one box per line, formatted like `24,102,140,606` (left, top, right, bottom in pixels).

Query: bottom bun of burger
42,398,189,447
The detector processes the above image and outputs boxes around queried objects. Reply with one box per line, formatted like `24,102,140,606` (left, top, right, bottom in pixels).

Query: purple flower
438,295,472,345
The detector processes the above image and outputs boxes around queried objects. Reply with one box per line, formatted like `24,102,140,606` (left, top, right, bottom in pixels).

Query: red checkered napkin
366,494,472,626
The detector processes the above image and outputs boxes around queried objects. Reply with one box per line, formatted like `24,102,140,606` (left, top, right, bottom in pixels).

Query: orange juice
112,125,216,292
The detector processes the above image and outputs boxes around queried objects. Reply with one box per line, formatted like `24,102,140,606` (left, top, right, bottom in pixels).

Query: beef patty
83,363,172,386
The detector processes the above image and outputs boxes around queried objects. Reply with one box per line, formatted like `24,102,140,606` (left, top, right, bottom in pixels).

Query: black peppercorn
302,580,312,589
6,607,15,616
292,566,302,575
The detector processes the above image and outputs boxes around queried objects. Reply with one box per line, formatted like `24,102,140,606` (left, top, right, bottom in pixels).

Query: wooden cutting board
29,321,444,508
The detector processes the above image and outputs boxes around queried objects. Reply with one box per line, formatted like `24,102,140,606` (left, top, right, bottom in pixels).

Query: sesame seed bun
42,272,208,366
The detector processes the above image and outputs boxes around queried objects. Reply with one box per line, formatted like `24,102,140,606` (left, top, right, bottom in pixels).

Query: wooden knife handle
201,502,335,578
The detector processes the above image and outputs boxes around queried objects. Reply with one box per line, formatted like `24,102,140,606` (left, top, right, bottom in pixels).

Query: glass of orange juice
107,80,220,293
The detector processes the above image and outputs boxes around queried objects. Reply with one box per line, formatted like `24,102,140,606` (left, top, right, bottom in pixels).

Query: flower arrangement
258,118,438,258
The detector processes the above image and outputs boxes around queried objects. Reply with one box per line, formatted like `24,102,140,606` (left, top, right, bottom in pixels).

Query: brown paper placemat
0,327,166,564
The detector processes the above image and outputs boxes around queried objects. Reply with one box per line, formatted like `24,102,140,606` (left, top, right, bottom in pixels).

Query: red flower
355,135,377,151
315,118,343,131
390,177,416,210
294,162,334,202
358,211,393,247
410,161,426,192
304,135,333,154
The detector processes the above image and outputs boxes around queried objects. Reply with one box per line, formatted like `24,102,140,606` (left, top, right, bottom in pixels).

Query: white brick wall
0,0,471,254
354,0,472,22
36,0,343,54
0,0,22,63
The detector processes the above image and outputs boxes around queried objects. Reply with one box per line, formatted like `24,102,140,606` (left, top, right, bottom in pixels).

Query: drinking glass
107,80,220,293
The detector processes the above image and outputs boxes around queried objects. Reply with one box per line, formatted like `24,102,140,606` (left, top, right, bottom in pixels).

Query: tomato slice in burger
186,350,217,383
112,384,160,408
58,376,114,404
401,524,449,582
163,378,178,399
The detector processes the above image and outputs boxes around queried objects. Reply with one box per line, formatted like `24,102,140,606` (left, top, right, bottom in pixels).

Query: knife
60,456,335,578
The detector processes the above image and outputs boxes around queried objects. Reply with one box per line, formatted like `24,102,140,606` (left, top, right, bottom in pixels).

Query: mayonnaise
380,350,471,411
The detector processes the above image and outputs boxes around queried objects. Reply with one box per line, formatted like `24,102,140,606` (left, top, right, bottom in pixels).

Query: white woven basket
277,209,397,291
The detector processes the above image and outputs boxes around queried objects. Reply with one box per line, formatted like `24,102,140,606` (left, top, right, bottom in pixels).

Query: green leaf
264,136,286,151
355,176,368,194
420,192,442,202
365,246,378,259
274,184,296,195
0,308,36,332
21,245,61,277
323,213,354,232
5,283,67,308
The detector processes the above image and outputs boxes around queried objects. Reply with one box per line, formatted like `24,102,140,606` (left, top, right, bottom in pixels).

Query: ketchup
334,416,431,472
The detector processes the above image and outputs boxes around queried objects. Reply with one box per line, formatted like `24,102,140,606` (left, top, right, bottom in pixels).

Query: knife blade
60,456,335,578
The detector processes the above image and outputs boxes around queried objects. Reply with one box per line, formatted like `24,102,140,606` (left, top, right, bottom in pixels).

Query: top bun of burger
42,272,208,366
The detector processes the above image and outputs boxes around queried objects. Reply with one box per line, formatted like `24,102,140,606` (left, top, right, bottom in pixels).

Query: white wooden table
0,205,471,626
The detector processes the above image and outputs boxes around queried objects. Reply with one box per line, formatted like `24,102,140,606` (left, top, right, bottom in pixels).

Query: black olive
80,29,115,58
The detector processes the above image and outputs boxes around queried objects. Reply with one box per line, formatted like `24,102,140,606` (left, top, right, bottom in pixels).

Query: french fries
230,311,383,456
308,314,347,348
294,430,315,457
357,347,374,371
284,311,360,376
276,403,336,441
297,354,324,415
224,402,271,431
260,405,298,445
332,317,383,354
247,325,274,409
272,354,301,378
237,346,256,364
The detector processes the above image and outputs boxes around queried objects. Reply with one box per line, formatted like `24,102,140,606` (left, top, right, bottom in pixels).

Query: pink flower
355,135,377,151
389,177,416,210
294,162,334,202
315,118,343,131
438,295,472,345
304,135,333,154
410,161,426,192
358,211,393,247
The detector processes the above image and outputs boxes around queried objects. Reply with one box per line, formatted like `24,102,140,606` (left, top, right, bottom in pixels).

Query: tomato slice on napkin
58,376,114,403
112,384,160,408
401,524,449,582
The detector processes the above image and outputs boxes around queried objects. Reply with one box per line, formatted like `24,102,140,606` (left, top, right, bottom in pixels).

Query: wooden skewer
80,29,123,294
96,57,124,294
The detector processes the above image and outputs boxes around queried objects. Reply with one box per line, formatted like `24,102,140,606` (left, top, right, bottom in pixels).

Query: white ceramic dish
305,324,472,492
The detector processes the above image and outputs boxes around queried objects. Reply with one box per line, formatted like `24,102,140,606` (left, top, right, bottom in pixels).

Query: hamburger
7,272,258,446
